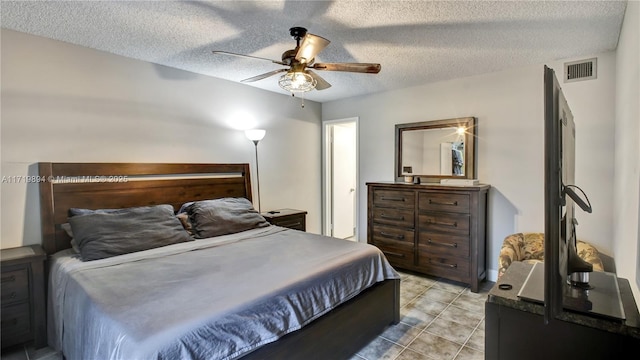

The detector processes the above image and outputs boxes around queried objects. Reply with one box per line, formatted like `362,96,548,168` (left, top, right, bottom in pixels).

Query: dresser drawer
419,192,470,213
1,302,31,344
1,268,29,304
371,241,414,268
373,189,415,209
417,254,470,281
371,224,414,245
372,208,414,228
419,213,470,236
418,233,469,258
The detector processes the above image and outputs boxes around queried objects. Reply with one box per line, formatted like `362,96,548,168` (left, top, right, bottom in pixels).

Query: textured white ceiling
1,1,627,103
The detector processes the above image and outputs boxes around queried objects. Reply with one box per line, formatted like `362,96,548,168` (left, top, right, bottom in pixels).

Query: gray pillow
70,207,195,235
181,198,269,238
68,205,193,261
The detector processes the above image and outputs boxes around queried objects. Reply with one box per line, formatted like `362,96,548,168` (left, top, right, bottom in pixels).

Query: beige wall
613,0,640,307
323,52,618,282
0,29,323,249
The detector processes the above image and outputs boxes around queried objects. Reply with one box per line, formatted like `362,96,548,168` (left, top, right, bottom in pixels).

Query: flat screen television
543,65,624,323
544,64,576,321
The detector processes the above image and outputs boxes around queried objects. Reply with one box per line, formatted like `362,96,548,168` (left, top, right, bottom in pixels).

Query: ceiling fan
212,27,381,93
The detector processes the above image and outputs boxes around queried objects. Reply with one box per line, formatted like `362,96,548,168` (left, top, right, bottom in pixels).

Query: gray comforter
48,226,399,360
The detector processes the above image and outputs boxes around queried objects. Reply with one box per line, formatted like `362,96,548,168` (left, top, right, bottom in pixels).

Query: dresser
262,209,307,231
367,182,490,292
1,245,47,349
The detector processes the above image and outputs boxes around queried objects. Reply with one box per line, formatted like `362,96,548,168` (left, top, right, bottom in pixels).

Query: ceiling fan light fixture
213,27,380,98
278,71,317,93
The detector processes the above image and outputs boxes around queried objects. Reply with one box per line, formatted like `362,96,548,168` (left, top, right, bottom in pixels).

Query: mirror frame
395,117,477,183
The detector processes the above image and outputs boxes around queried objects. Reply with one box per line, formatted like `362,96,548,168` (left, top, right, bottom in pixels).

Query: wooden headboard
38,162,252,255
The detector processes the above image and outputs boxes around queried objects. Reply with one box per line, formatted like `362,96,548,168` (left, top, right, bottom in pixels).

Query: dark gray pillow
181,198,269,238
68,205,193,261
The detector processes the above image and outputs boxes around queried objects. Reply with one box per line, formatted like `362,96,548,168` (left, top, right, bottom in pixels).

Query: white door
440,142,452,175
331,122,357,239
323,118,358,240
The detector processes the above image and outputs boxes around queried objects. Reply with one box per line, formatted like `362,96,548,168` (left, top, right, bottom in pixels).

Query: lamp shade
245,129,266,142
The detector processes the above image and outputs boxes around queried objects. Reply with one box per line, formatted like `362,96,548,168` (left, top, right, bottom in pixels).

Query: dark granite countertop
487,261,640,339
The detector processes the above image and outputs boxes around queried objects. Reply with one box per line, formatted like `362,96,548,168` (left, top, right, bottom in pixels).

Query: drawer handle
1,318,18,326
428,239,458,248
10,292,17,299
1,275,16,283
429,199,458,206
384,251,405,258
429,220,458,228
381,196,406,202
430,260,458,269
380,231,405,240
380,213,404,221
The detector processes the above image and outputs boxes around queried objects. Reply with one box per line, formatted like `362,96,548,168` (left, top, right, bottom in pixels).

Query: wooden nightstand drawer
1,302,31,342
1,268,30,304
262,209,307,231
0,245,46,349
271,216,305,230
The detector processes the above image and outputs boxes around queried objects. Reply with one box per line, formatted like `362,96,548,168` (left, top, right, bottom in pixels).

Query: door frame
322,117,359,239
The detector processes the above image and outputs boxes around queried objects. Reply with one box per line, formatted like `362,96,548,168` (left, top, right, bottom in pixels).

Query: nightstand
262,209,307,231
1,245,47,349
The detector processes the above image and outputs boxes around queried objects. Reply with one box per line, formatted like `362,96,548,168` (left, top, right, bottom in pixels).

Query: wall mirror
395,117,477,183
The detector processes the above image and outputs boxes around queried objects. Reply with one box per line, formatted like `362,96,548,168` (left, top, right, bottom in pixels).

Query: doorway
323,118,358,241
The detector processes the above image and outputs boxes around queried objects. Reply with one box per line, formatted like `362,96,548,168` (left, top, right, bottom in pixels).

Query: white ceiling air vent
564,58,597,83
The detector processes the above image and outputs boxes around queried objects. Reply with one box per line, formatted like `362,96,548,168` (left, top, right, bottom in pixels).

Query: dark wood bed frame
38,162,400,359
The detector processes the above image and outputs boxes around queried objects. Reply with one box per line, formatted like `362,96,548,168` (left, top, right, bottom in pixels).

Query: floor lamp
245,129,266,213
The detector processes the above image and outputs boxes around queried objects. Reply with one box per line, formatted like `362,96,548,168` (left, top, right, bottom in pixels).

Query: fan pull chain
291,91,305,108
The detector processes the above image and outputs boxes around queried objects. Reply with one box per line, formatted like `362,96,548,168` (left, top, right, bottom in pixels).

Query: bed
38,162,400,360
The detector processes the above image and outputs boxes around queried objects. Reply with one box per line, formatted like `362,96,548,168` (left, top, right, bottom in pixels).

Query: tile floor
1,271,494,360
351,271,494,360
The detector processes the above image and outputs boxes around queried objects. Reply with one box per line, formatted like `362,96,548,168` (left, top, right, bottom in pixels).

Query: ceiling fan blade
312,62,381,74
307,70,332,90
295,33,330,64
241,69,288,83
212,51,287,66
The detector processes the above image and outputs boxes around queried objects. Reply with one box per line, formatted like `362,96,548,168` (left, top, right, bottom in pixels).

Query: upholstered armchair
498,232,604,279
